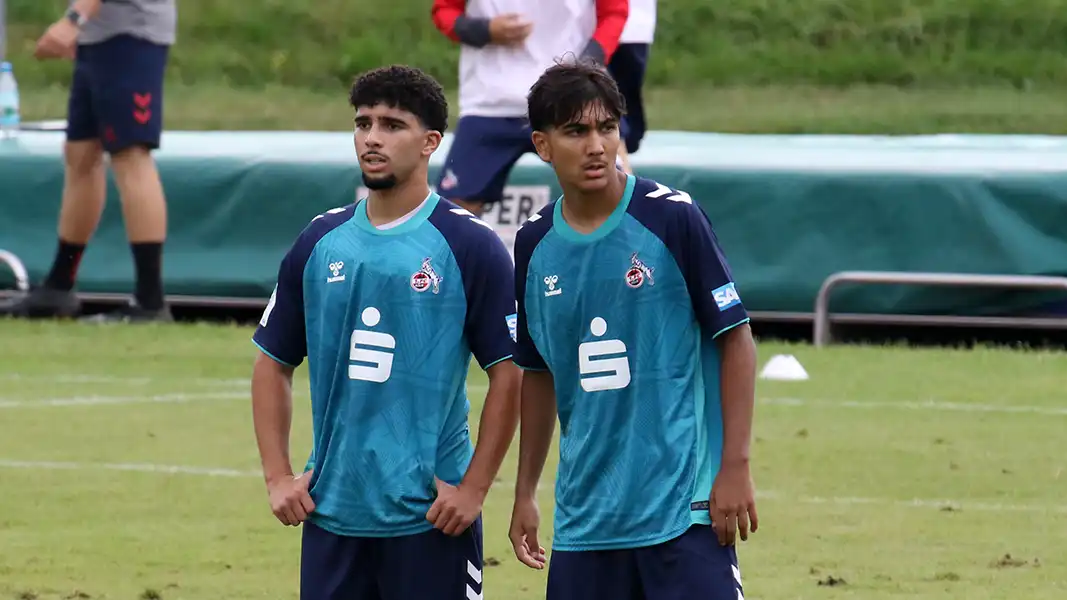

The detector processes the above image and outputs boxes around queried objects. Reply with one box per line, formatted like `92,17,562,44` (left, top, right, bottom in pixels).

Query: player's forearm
514,371,557,500
462,362,522,495
584,0,629,63
717,324,757,466
251,353,297,483
431,0,492,47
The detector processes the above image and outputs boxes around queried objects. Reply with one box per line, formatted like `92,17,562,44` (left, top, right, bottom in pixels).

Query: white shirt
376,193,433,230
459,0,597,118
620,0,656,44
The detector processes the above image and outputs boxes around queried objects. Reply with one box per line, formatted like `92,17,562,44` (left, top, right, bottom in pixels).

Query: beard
362,172,398,190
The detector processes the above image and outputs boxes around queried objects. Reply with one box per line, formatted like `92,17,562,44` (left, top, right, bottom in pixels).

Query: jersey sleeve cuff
454,16,492,47
252,339,301,368
580,39,606,64
481,355,514,371
710,317,751,339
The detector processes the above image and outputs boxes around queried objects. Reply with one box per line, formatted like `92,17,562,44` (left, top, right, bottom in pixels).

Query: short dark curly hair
527,57,626,132
349,65,449,133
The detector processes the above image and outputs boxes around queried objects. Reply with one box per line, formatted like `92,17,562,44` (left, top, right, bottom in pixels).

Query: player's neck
559,170,628,234
365,179,432,226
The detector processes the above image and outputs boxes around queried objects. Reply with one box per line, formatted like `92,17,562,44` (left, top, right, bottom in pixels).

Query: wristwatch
65,8,89,28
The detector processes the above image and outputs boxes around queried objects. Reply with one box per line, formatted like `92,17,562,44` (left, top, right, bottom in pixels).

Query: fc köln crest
626,252,655,289
410,257,443,294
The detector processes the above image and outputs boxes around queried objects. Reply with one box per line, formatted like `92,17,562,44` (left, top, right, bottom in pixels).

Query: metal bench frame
5,255,1067,342
0,249,29,293
813,271,1067,346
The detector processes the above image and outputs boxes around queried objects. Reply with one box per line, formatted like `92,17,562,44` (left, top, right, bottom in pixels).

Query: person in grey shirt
2,0,177,322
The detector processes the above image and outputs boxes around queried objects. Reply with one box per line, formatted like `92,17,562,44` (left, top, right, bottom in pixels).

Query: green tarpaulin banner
3,130,1067,315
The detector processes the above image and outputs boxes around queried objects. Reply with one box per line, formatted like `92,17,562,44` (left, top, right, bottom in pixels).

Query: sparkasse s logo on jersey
578,317,631,392
349,306,395,383
712,282,741,311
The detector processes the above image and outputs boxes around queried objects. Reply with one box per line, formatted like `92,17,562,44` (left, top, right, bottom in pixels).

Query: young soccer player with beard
251,65,521,600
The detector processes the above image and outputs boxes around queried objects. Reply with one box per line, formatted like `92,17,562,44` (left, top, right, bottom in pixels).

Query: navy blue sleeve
252,206,355,367
627,179,749,338
253,249,307,367
431,205,516,370
512,212,552,371
674,202,750,337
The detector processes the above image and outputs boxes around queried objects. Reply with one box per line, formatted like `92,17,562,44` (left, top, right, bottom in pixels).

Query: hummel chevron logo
647,183,693,204
450,208,494,231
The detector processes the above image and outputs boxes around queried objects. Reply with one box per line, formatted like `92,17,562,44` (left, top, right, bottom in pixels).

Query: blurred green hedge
7,0,1067,90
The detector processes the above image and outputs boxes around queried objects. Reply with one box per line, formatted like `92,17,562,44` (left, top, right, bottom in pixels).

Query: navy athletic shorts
546,525,745,600
300,518,484,600
608,42,650,154
67,34,169,153
435,116,535,205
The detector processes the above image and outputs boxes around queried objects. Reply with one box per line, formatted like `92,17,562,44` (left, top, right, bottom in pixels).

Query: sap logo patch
506,313,518,342
712,282,741,311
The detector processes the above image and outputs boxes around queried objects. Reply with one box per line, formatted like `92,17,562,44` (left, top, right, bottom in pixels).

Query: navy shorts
608,43,650,154
67,34,169,153
435,116,535,205
547,525,744,600
300,518,483,600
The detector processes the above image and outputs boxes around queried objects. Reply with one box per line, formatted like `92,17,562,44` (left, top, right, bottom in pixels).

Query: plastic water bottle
0,62,21,140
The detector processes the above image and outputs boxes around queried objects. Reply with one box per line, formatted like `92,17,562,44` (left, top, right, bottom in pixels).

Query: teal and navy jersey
513,175,749,551
253,193,516,538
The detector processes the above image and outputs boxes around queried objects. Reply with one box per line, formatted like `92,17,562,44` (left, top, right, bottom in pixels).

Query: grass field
1,320,1065,599
16,81,1067,135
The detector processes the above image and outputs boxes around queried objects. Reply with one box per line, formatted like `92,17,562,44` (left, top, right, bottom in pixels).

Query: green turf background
6,0,1067,91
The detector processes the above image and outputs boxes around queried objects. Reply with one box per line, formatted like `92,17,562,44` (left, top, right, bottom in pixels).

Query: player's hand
266,469,316,527
509,497,546,569
35,19,79,61
709,461,759,546
426,477,484,536
488,13,533,47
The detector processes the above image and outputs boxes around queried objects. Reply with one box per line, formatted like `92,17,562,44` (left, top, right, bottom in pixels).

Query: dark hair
526,57,627,132
349,65,449,133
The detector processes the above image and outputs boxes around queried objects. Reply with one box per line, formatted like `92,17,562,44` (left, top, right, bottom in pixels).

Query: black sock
44,240,87,291
131,242,164,310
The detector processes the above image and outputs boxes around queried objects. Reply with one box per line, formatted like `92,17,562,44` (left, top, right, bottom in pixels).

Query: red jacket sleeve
593,0,629,62
432,0,467,42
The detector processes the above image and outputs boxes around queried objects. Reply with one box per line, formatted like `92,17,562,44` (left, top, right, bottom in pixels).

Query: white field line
4,382,1062,513
756,490,1067,514
0,391,247,408
762,396,1067,416
0,459,261,478
471,383,1065,416
0,460,533,488
4,380,1062,416
0,373,248,387
2,380,480,410
0,459,1062,514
